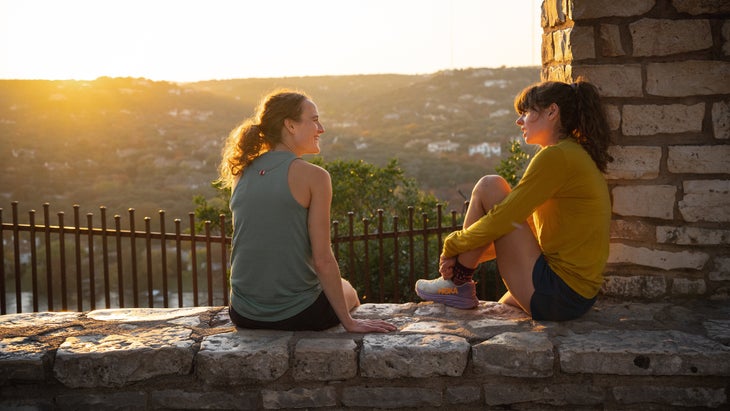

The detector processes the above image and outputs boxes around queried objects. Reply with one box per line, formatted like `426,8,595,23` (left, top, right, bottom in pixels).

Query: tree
495,139,531,187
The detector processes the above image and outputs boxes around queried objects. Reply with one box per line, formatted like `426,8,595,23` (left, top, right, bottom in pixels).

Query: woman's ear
547,103,560,120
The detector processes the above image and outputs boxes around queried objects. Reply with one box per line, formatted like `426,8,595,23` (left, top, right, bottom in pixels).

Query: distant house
427,140,460,153
469,142,502,158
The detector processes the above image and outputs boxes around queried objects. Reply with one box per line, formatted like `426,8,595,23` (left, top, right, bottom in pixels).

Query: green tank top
229,151,321,321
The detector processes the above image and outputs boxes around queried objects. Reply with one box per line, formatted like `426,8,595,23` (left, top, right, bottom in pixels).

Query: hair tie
570,82,578,91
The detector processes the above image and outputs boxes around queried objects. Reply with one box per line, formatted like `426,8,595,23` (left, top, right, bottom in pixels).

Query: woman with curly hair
416,79,613,321
219,90,395,333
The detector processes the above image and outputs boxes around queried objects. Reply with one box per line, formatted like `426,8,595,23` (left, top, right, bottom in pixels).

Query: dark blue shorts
529,255,596,321
229,291,340,331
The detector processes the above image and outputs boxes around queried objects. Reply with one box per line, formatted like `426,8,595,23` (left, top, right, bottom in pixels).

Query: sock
451,258,476,286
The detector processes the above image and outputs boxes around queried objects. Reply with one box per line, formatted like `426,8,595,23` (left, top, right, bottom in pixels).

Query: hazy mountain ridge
0,67,540,220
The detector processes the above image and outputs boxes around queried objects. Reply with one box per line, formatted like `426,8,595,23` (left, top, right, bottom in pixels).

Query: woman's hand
439,255,456,279
342,318,397,333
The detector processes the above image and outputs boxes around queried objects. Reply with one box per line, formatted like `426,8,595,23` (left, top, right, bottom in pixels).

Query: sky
0,0,542,82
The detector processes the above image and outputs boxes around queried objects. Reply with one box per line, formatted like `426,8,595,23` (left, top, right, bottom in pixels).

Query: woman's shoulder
291,159,331,181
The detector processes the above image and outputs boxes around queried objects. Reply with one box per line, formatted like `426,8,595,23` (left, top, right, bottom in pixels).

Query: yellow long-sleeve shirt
442,138,611,298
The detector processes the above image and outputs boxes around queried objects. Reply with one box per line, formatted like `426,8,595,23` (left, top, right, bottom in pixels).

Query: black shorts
529,254,596,321
229,291,340,331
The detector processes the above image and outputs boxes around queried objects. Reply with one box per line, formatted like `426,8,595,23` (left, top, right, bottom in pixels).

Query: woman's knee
342,278,360,309
472,175,511,204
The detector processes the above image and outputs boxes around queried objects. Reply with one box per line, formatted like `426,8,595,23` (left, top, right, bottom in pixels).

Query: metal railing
1,201,498,314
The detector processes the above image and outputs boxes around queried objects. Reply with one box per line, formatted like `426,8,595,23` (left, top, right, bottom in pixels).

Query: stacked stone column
540,0,730,299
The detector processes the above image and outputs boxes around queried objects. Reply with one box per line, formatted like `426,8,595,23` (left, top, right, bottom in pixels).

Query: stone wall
541,0,730,300
2,302,729,410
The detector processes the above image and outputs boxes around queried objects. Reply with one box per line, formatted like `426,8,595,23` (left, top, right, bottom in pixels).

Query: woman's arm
305,164,395,333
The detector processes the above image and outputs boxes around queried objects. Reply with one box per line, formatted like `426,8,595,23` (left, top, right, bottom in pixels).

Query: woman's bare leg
456,175,542,314
342,278,361,311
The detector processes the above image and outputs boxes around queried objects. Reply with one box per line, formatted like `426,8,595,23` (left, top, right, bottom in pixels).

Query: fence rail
0,201,487,314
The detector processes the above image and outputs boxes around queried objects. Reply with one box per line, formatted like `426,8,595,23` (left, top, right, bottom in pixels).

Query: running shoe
415,277,478,309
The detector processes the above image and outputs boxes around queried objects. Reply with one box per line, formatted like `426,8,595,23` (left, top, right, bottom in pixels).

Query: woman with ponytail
416,79,613,321
219,90,395,333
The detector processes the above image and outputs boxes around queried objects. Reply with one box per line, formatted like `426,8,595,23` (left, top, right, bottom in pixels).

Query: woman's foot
415,277,479,309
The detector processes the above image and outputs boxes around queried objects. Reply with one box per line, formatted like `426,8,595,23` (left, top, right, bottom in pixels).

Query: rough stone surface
360,333,470,378
672,0,730,14
602,274,667,298
630,19,712,56
613,385,727,408
679,179,730,223
572,64,643,97
261,387,337,409
472,331,554,377
572,0,654,19
608,243,709,270
668,145,730,174
195,329,291,384
606,146,661,180
656,225,730,245
622,103,704,136
2,299,730,409
558,330,730,375
292,337,357,381
647,60,730,96
612,185,676,219
53,326,194,388
598,24,625,57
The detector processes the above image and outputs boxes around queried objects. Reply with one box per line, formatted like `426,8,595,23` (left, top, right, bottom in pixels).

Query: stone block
543,0,568,27
572,0,654,19
668,145,730,174
86,307,212,323
360,333,469,378
709,257,730,281
195,330,291,384
598,24,625,57
53,327,194,388
262,387,337,409
444,385,482,405
712,100,729,139
611,219,656,242
570,25,595,60
572,64,643,97
622,103,704,136
613,385,726,408
647,61,730,96
55,391,147,411
558,330,730,375
341,387,442,408
472,332,554,377
0,336,53,382
483,382,605,406
724,20,730,56
630,19,712,56
679,179,730,223
602,274,667,298
292,338,357,381
149,389,259,410
656,225,730,245
612,185,676,219
608,243,709,270
704,319,730,345
606,146,661,180
672,0,730,14
671,277,707,295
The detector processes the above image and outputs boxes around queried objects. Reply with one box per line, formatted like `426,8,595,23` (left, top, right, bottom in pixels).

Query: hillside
0,67,540,220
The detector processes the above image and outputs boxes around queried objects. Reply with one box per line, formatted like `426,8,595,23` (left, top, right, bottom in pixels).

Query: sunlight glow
0,0,542,82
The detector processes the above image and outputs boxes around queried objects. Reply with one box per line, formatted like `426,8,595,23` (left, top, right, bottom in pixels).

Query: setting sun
1,0,542,82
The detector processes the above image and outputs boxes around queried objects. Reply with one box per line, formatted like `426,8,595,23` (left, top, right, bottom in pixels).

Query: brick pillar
540,0,730,300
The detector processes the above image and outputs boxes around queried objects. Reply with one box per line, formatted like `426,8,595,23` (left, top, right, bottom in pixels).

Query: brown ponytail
218,90,309,189
514,78,613,172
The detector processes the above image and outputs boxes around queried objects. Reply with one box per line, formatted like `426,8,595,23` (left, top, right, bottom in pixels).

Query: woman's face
515,105,558,148
289,99,325,155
